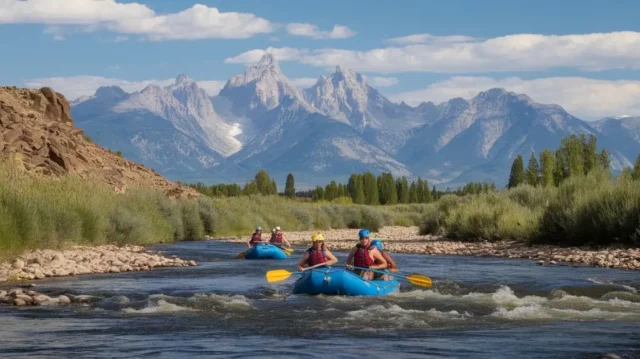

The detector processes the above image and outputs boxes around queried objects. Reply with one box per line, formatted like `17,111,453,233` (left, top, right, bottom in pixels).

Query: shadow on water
1,240,639,358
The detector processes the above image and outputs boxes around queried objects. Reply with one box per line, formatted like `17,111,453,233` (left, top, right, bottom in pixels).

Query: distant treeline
185,170,496,205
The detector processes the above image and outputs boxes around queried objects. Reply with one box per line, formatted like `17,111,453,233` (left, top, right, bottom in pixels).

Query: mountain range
69,54,640,189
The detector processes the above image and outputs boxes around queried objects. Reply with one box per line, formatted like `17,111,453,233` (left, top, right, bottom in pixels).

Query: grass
419,168,640,247
0,159,428,260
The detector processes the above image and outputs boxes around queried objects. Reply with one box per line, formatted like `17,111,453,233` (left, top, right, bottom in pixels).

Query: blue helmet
370,239,383,251
358,228,370,238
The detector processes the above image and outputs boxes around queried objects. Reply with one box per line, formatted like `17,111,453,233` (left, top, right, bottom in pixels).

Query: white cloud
224,47,308,64
286,23,355,39
226,31,640,73
23,75,227,100
363,76,399,88
43,25,65,40
0,0,275,40
385,34,476,45
290,77,318,88
389,76,640,120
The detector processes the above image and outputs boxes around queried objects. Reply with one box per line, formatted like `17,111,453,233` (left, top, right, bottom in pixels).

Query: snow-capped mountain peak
218,53,311,114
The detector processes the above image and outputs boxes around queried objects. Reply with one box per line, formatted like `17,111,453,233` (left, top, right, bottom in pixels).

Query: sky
1,0,640,120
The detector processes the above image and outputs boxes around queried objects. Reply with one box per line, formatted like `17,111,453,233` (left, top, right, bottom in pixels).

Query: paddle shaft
349,266,431,287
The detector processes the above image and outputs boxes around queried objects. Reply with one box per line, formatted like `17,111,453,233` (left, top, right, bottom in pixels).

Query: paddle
235,249,249,259
265,263,327,283
349,266,432,288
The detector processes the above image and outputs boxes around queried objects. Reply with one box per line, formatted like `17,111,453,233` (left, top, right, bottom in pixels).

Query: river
1,241,639,358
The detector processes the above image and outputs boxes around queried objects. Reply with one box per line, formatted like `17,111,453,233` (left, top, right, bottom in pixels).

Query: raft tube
292,267,400,296
245,243,288,260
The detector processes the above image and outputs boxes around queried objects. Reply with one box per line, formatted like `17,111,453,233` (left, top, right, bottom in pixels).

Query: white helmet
275,226,281,231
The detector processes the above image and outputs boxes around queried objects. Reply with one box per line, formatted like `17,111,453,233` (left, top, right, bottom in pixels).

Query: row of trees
507,134,612,188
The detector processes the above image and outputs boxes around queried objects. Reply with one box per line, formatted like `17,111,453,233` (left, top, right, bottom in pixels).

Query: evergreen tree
362,172,379,205
254,169,272,195
398,176,409,203
525,152,540,186
539,149,555,187
423,179,433,202
431,185,437,201
582,134,599,174
599,149,611,171
270,179,277,195
377,173,397,205
564,135,584,177
284,173,296,198
553,149,566,186
408,182,418,203
325,180,338,201
355,174,365,204
312,185,325,201
632,155,640,180
337,183,346,198
347,174,358,202
416,177,424,202
507,155,525,188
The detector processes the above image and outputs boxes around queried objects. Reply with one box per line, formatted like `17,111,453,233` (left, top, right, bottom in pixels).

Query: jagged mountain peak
94,85,128,99
174,73,194,85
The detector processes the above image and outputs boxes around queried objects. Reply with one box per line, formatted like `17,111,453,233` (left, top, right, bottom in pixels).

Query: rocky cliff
0,86,199,198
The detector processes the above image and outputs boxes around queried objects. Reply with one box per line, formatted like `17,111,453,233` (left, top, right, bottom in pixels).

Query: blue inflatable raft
292,267,400,296
244,243,288,260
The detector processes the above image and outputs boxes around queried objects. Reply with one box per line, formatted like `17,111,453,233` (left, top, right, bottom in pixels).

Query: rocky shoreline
212,226,640,271
0,244,196,285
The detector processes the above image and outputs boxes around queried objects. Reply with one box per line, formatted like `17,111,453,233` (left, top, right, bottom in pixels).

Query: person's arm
383,252,398,272
324,249,338,266
371,249,387,270
283,236,292,248
247,235,252,248
297,252,310,271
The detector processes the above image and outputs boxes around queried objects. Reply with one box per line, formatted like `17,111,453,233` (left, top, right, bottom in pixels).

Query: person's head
271,228,276,234
255,226,262,233
358,228,370,246
311,232,325,249
275,226,281,232
371,239,383,251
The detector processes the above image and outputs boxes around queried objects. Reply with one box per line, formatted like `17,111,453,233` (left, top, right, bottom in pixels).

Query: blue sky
1,0,639,119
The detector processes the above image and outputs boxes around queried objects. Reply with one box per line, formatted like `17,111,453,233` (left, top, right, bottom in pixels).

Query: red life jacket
307,248,327,266
250,233,262,244
353,244,374,268
271,232,284,244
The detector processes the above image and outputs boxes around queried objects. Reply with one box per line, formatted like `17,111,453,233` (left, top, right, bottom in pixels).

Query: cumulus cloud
385,34,476,45
23,75,229,100
0,0,275,40
286,23,355,39
388,76,640,120
226,31,640,73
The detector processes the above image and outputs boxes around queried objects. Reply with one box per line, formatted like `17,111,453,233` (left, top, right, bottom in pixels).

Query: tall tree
539,149,555,187
416,177,424,203
270,180,277,195
362,172,379,205
337,183,346,198
525,152,540,186
284,173,295,198
398,176,409,203
507,155,525,188
599,149,611,171
325,180,338,201
254,169,272,195
408,182,418,203
312,185,325,201
553,149,566,186
582,134,599,174
355,175,365,204
347,174,358,202
632,154,640,180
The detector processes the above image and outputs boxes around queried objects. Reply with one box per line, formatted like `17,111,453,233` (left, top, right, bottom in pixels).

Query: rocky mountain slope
0,86,199,198
66,55,640,188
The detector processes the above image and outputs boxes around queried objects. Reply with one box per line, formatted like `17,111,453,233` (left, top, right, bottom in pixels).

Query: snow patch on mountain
332,137,412,177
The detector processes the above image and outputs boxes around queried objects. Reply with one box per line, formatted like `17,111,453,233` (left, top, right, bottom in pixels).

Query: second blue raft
245,243,288,260
292,267,400,296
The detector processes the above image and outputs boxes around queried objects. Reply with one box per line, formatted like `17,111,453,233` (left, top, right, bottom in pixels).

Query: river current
1,241,639,358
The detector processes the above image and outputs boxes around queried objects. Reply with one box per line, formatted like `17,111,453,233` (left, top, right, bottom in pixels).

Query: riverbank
212,226,640,271
0,244,197,285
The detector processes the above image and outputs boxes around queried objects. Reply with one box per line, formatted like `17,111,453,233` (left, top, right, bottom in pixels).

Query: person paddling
370,239,398,281
247,226,263,248
297,232,338,271
346,229,387,280
270,226,292,249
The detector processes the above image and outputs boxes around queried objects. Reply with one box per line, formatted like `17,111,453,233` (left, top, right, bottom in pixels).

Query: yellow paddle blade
266,269,294,283
284,248,294,255
405,274,432,288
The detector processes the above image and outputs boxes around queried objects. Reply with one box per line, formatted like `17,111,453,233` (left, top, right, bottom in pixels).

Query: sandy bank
212,226,640,271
